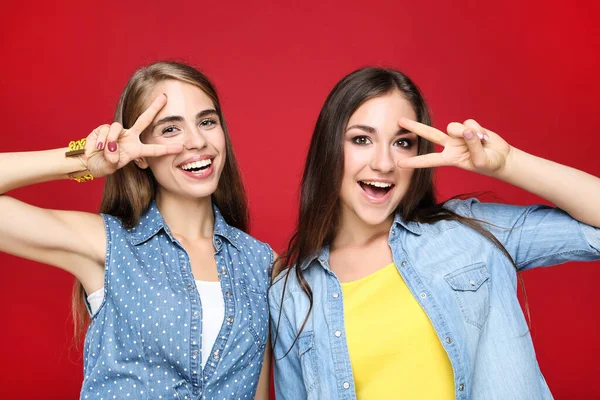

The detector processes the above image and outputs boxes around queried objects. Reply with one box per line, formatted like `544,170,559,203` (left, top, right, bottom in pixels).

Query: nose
370,143,395,173
182,128,207,150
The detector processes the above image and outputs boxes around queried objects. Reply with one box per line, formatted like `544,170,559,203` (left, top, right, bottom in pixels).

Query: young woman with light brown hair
0,61,272,399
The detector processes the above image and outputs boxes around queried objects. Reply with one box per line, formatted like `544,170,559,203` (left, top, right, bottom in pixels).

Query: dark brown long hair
273,67,528,355
72,61,249,344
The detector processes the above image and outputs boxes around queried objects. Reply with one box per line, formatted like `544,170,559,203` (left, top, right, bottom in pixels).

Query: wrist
65,139,94,183
494,146,523,182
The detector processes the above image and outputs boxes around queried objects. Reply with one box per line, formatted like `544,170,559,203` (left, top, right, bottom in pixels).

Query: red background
1,1,599,398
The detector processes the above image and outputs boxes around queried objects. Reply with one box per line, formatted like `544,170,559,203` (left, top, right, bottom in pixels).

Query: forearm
0,149,85,194
496,147,600,227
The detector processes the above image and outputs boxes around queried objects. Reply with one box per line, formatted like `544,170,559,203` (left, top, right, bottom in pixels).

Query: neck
332,207,394,250
155,191,214,240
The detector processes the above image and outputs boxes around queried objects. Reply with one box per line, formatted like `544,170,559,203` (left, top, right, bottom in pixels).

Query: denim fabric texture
81,202,273,400
270,199,600,400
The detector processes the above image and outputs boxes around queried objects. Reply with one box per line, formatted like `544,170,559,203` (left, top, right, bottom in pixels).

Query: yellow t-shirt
341,263,454,399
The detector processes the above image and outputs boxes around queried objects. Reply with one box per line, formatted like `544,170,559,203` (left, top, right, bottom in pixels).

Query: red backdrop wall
1,0,599,398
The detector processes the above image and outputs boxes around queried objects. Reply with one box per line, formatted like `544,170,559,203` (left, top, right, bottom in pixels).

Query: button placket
327,271,355,398
177,248,202,389
201,251,234,380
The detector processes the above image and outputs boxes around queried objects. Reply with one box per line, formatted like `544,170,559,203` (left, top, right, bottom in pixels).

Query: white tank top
87,280,225,368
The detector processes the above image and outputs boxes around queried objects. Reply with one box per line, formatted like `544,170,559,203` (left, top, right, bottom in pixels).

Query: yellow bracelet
65,138,94,183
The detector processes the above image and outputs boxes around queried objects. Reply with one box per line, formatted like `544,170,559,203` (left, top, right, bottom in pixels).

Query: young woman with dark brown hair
0,61,272,399
270,67,600,399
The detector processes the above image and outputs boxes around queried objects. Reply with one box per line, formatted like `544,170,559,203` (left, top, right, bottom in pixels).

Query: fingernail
107,141,117,152
464,130,474,140
483,134,489,141
97,142,104,150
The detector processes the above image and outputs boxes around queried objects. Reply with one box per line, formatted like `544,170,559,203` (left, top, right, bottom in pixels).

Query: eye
352,136,372,145
200,118,218,129
161,125,180,136
394,138,413,149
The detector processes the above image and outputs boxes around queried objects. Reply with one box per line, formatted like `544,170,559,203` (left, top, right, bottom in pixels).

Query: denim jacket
81,202,273,400
269,199,600,400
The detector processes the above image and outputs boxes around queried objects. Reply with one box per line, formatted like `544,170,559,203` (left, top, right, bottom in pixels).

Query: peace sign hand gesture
82,94,183,178
397,118,512,176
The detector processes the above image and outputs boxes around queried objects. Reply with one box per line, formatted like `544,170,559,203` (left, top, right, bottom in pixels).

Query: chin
189,186,219,200
355,207,396,227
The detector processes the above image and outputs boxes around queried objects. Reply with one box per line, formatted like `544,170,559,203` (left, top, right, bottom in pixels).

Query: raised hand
83,94,184,178
397,118,512,176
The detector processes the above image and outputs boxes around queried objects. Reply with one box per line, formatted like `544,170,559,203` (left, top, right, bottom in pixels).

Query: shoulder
269,261,322,309
224,226,274,263
442,197,481,215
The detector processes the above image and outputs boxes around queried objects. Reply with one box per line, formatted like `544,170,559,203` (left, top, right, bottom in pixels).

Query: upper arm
456,199,600,270
0,195,106,289
269,287,307,400
254,338,272,400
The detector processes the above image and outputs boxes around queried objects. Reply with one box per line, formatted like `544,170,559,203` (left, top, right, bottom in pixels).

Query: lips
179,158,212,172
358,180,395,203
176,155,216,180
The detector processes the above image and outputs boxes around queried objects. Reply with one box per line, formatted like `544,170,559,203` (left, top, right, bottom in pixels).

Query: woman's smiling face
339,90,418,227
138,79,226,201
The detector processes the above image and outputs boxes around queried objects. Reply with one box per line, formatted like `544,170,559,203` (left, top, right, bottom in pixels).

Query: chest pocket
444,263,490,329
297,331,319,396
241,281,269,350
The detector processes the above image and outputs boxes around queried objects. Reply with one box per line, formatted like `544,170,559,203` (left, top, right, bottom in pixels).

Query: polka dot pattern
81,202,274,399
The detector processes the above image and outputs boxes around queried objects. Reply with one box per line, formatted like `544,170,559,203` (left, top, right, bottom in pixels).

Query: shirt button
193,311,200,318
469,280,476,286
459,384,465,391
334,330,342,337
445,337,452,344
225,291,233,296
332,293,339,299
220,267,227,275
215,239,222,246
343,382,350,389
226,316,234,324
420,292,427,299
191,350,199,359
213,350,220,359
401,261,407,267
187,284,195,291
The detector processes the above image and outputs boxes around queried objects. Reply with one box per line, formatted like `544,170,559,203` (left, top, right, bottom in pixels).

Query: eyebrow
151,109,218,130
345,124,412,135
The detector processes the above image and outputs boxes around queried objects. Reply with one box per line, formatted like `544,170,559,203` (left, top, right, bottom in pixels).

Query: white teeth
362,181,393,188
180,159,212,171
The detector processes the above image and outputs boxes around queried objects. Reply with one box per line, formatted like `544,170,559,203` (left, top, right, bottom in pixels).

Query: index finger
129,94,168,135
398,118,448,146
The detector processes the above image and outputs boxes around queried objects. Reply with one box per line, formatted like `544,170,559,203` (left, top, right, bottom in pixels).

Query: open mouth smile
358,180,395,203
177,157,215,179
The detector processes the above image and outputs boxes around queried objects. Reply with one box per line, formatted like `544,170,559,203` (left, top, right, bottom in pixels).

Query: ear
134,158,149,169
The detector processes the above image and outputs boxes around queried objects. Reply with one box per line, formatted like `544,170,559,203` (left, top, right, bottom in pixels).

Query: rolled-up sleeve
448,198,600,271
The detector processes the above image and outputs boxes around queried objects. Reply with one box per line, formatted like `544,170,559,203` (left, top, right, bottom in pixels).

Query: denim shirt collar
392,212,422,236
129,201,241,250
302,212,422,271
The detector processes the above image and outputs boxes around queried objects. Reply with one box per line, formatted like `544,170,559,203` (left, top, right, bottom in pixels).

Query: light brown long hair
72,61,249,345
273,67,528,355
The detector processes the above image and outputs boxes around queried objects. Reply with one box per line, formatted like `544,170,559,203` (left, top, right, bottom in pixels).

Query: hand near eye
397,118,512,176
82,94,184,178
